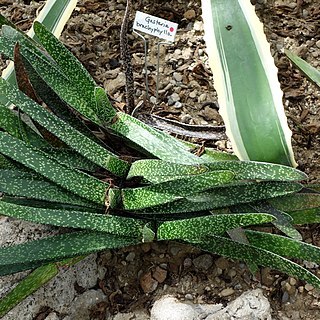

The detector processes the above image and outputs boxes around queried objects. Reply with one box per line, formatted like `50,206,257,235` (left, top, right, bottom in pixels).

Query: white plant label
133,11,178,42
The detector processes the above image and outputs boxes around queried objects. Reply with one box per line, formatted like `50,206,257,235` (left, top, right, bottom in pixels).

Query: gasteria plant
0,5,320,318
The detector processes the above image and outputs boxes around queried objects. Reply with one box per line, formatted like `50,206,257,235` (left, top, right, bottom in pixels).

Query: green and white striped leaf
285,49,320,88
136,181,302,214
0,231,140,276
0,132,107,204
0,200,144,237
158,213,275,241
201,0,295,166
117,170,234,210
195,235,320,289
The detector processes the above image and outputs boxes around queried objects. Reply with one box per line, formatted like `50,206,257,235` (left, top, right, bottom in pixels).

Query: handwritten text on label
133,11,178,42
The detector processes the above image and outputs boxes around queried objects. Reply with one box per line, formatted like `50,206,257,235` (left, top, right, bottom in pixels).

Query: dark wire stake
133,30,149,100
156,41,172,104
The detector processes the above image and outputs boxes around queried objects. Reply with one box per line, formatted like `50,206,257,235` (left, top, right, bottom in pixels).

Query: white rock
151,296,197,320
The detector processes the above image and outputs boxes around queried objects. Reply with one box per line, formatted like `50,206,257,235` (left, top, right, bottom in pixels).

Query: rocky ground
0,0,320,319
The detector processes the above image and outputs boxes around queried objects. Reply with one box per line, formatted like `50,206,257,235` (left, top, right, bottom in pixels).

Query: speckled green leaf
0,132,107,204
0,200,144,236
128,159,306,184
0,169,97,207
285,49,320,88
0,256,82,318
42,148,99,172
288,208,320,224
109,112,205,164
94,87,117,125
251,201,301,240
245,230,320,264
128,160,209,183
0,264,59,317
158,213,275,241
269,193,320,212
118,170,234,210
33,21,96,89
194,235,320,289
137,181,302,214
0,231,140,276
0,77,129,176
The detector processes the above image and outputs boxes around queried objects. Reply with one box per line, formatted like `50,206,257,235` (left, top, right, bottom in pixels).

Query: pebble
170,92,181,102
220,287,235,297
316,40,320,49
183,257,193,268
198,93,207,103
173,72,183,82
305,283,314,292
189,90,197,98
193,254,213,271
185,293,194,300
153,266,168,284
126,252,135,262
150,96,157,104
215,257,230,270
174,101,183,109
183,9,196,20
140,271,158,293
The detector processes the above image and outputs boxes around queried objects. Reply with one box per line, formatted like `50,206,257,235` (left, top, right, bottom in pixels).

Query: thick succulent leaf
0,169,98,207
251,201,301,240
128,160,209,183
157,213,275,241
117,170,234,210
41,147,99,172
288,208,320,225
0,231,140,276
194,235,320,289
201,0,295,166
0,77,129,176
110,112,205,164
0,200,144,236
94,87,117,125
136,181,302,214
1,0,77,85
20,55,105,146
285,49,320,88
0,132,107,204
269,193,320,212
0,256,83,318
128,159,306,184
245,230,320,264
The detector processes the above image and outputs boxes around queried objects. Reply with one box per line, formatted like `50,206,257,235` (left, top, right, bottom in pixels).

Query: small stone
183,9,196,20
193,254,213,271
198,93,207,103
170,92,180,102
185,293,193,300
183,257,193,268
281,291,289,304
316,40,320,49
305,283,314,292
153,266,167,284
189,90,197,98
173,72,183,82
125,252,135,262
193,20,204,32
288,277,297,286
150,96,157,104
140,271,158,293
174,101,183,109
215,257,230,270
220,287,235,297
228,269,237,278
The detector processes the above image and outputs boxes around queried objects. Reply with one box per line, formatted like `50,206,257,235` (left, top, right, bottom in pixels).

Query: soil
0,0,320,319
